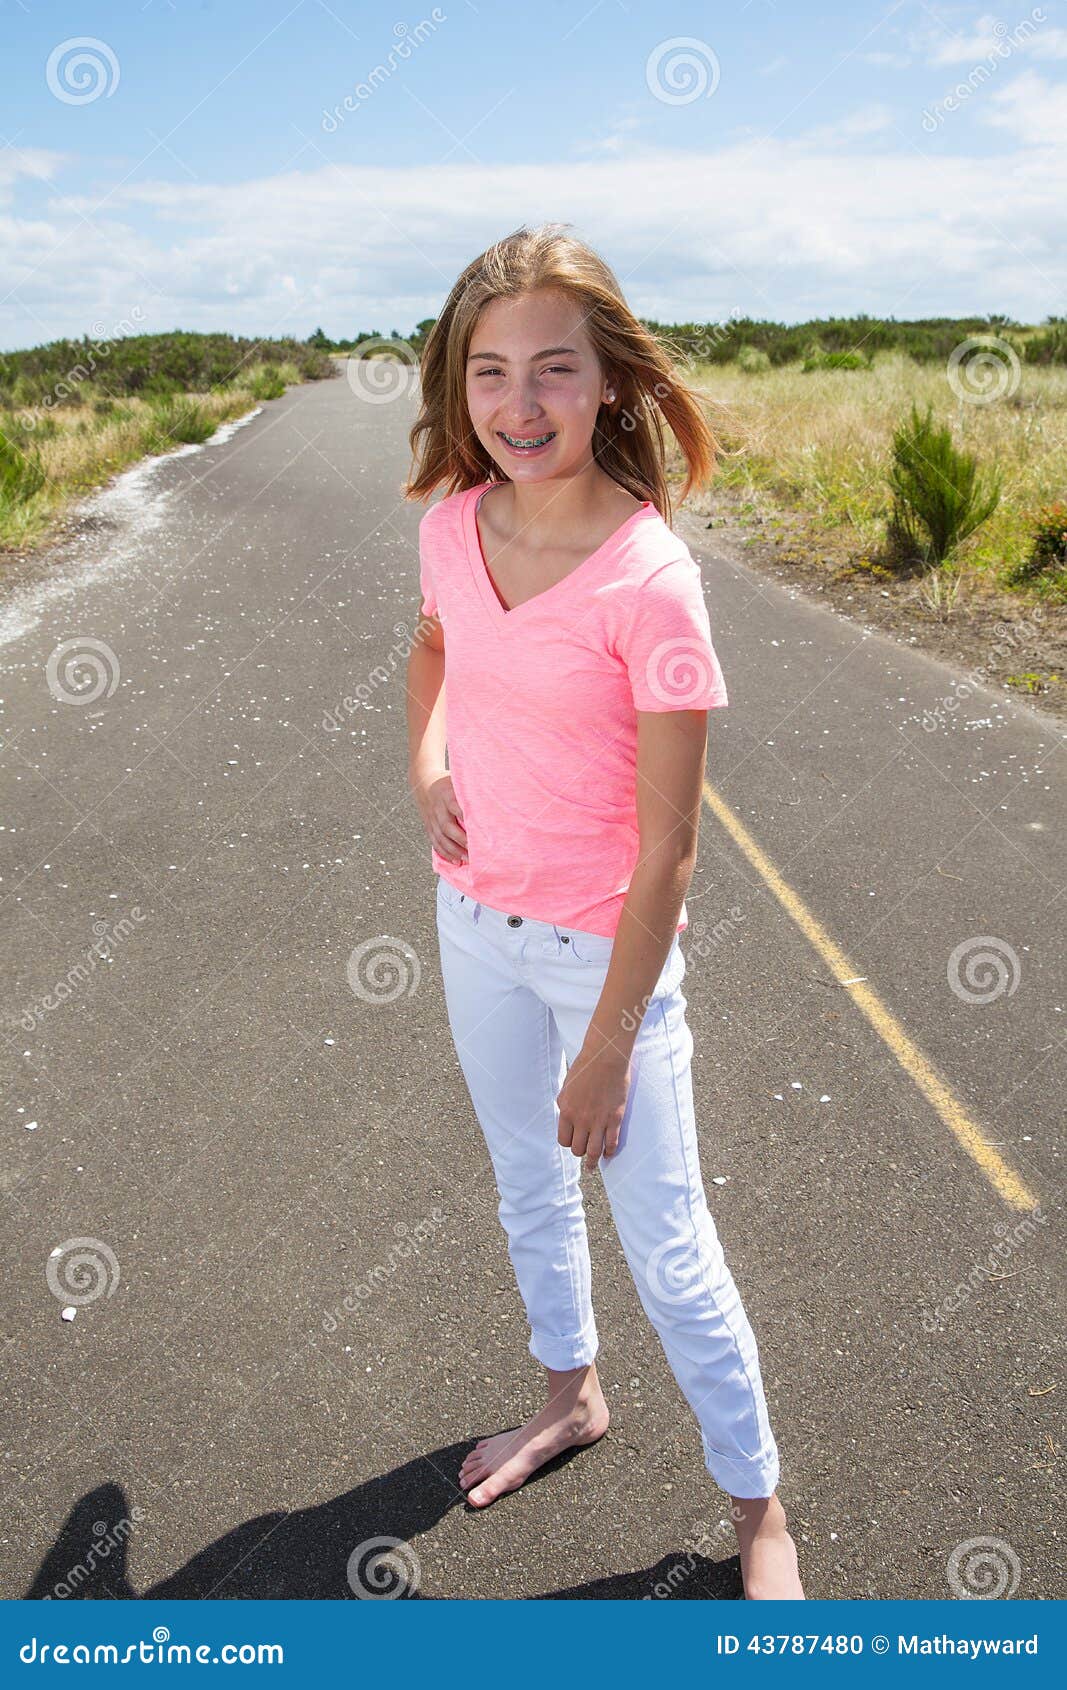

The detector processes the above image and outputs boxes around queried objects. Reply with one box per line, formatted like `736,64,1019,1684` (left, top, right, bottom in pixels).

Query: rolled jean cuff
702,1433,781,1499
528,1317,599,1371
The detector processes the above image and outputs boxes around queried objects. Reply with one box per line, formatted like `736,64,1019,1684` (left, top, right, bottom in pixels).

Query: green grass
0,337,337,553
683,350,1067,602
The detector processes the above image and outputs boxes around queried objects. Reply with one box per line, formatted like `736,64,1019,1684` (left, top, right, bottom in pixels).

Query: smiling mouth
498,430,556,449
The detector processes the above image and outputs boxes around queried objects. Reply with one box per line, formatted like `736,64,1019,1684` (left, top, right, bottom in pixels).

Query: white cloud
927,8,1064,64
3,112,1065,346
980,67,1067,144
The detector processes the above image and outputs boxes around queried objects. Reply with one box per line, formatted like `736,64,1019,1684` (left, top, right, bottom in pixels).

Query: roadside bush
1006,501,1067,586
147,396,216,451
0,429,46,503
248,363,287,400
884,401,1001,571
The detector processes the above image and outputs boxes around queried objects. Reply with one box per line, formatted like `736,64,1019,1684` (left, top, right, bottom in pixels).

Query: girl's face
464,287,613,482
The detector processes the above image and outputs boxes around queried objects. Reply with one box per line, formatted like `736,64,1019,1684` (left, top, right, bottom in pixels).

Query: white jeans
434,875,781,1499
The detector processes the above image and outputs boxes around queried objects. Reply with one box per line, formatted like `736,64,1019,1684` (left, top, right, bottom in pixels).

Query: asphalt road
1,372,1063,1600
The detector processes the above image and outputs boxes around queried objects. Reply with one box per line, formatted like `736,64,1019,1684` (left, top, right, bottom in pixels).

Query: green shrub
1007,501,1067,585
147,396,216,450
802,349,872,372
736,344,771,374
885,401,1001,570
248,363,286,400
0,429,46,503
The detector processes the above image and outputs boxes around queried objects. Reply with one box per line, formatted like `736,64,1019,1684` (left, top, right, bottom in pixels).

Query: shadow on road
23,1442,743,1600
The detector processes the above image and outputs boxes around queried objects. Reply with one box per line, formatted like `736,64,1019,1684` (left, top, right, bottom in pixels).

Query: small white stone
791,1081,803,1091
61,1306,77,1322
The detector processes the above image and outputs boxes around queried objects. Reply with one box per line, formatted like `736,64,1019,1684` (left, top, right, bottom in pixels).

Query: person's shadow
23,1437,744,1599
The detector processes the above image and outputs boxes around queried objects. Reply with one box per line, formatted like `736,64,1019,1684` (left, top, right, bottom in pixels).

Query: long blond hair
405,222,719,525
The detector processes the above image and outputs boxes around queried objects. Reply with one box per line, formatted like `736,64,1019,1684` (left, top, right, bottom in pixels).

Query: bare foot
459,1385,609,1508
730,1493,806,1599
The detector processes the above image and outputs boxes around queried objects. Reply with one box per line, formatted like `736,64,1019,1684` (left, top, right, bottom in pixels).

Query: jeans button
506,915,523,927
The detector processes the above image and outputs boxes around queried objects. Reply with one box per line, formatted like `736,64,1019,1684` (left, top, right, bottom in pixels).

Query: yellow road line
703,780,1039,1211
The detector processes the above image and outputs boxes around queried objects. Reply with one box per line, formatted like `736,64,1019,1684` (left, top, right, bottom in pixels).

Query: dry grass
0,361,304,555
682,351,1067,592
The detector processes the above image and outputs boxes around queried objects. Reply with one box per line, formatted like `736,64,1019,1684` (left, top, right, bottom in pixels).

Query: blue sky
2,0,1066,349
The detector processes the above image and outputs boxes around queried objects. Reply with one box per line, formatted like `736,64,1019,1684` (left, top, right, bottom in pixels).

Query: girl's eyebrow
467,346,580,362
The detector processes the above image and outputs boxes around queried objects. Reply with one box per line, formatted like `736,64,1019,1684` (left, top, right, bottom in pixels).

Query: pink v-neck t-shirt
418,478,729,937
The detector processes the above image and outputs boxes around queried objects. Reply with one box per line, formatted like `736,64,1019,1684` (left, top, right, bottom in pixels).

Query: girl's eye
475,365,575,378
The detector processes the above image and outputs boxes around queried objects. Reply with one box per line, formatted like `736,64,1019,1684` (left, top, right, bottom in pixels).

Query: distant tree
307,326,331,348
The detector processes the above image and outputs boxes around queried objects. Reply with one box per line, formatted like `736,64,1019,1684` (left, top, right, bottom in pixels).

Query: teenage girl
405,224,804,1600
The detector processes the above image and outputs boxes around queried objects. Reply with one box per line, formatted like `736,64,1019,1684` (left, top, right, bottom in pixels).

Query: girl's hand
557,1045,632,1171
414,771,468,865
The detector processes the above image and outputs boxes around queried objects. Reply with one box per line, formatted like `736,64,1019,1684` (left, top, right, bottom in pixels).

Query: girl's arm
556,707,708,1169
406,608,468,864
